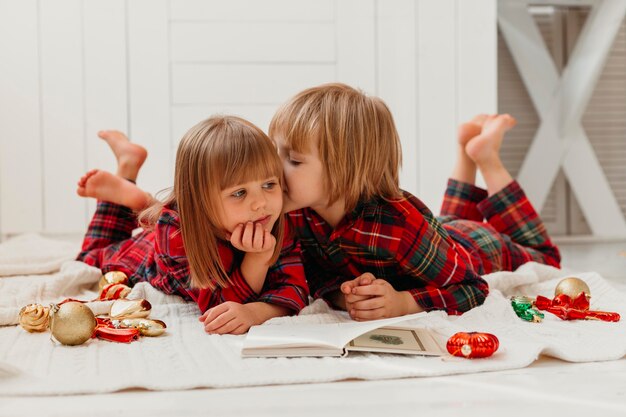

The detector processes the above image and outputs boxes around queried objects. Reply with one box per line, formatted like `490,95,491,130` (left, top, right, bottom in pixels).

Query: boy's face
275,135,327,213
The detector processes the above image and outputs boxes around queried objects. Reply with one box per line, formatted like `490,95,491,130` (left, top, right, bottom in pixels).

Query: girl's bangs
218,135,282,190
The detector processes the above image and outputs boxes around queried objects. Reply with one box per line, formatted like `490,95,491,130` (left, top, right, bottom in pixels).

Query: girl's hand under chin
228,221,276,256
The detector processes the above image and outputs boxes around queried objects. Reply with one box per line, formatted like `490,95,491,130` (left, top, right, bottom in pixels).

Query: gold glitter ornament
19,304,50,332
554,277,591,299
49,302,97,346
99,271,129,290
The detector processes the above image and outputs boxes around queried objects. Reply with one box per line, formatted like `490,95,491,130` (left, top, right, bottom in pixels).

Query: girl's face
219,176,283,233
275,135,327,213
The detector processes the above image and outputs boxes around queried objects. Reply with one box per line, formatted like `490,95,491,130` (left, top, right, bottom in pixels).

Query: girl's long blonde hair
269,83,402,212
140,115,284,290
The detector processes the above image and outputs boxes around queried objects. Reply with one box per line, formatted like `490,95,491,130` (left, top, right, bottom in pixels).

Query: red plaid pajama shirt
288,179,560,315
77,202,309,313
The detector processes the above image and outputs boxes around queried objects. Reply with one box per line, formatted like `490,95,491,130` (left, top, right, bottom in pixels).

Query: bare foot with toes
458,114,489,147
465,114,516,167
98,130,147,181
76,169,150,210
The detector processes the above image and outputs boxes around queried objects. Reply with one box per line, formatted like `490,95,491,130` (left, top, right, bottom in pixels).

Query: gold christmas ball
99,271,129,290
554,277,591,299
49,302,97,346
19,304,50,332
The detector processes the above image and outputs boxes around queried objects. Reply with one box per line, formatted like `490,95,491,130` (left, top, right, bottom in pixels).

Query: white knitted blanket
0,234,624,396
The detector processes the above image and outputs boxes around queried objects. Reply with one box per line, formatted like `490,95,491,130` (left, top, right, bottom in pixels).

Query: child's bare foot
451,114,490,185
458,114,489,147
98,130,147,182
464,114,516,196
76,169,150,210
465,114,516,167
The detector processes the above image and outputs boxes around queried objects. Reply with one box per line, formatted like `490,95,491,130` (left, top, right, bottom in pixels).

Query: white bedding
0,234,624,396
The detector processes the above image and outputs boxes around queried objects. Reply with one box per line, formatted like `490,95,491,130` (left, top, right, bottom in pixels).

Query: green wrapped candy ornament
511,296,544,323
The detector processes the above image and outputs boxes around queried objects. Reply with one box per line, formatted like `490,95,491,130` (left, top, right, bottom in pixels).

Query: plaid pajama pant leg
76,201,138,268
439,178,488,222
477,180,561,269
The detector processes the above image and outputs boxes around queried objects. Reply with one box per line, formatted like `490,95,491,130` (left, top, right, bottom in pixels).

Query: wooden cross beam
498,0,626,236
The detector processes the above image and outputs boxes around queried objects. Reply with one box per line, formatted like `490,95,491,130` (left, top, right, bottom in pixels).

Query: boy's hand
339,272,376,313
348,279,422,320
229,222,276,256
199,301,259,335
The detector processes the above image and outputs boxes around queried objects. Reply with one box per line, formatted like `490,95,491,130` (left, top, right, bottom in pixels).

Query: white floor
557,239,626,283
1,239,625,417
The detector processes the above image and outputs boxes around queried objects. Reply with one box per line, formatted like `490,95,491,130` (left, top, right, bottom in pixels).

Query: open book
242,313,443,358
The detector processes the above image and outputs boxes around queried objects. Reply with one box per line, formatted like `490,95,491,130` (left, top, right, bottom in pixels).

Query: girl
269,83,560,320
76,115,308,334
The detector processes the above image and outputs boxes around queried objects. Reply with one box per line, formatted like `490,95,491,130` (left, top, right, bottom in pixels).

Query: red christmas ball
446,332,499,358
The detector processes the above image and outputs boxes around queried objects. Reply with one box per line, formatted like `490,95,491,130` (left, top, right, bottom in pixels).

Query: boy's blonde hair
140,115,284,290
269,83,402,212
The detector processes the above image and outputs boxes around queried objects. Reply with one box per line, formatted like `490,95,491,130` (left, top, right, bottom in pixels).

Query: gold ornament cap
19,304,50,332
99,271,129,290
49,302,97,346
554,277,591,299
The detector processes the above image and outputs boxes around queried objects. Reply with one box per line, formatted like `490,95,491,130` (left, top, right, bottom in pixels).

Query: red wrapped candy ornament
446,332,499,358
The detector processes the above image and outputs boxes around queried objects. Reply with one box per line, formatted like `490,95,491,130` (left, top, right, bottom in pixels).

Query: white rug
0,234,624,396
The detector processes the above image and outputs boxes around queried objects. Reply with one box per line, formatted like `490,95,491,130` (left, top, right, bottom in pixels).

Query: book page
347,326,442,355
243,312,428,353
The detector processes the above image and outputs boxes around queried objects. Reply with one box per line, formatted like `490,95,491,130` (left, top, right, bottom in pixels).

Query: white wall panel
170,0,334,21
417,0,458,211
172,105,278,145
83,0,128,217
0,0,499,238
0,0,43,234
172,64,336,105
336,0,376,92
172,22,335,63
377,0,419,195
457,0,498,189
128,0,172,195
40,0,86,233
457,0,498,122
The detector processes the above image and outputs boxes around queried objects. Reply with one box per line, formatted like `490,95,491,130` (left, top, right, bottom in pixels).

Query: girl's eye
288,158,302,166
263,181,278,190
231,189,246,198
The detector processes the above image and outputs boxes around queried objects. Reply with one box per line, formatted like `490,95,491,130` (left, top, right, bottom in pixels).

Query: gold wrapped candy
555,277,591,300
112,318,167,337
99,271,129,290
19,304,50,332
99,283,132,300
110,299,151,319
49,302,97,346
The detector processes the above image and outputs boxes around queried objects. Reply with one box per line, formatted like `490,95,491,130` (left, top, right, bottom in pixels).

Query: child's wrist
246,302,290,324
244,249,273,264
401,291,422,315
